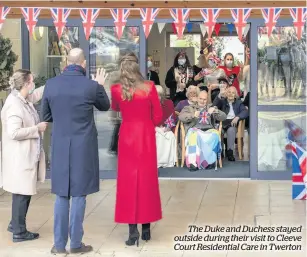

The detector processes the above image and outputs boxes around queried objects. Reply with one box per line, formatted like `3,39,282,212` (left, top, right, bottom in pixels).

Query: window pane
30,27,79,82
258,112,306,172
257,26,306,105
89,27,140,171
30,26,79,171
169,34,201,64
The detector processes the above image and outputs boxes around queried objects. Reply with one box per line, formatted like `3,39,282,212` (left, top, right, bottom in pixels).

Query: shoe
13,231,39,243
7,222,13,233
141,223,151,241
70,243,93,254
50,246,68,255
226,150,235,162
189,164,198,172
125,224,140,247
206,163,215,170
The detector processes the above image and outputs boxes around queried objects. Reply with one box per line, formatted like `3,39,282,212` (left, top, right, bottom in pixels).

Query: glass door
89,20,145,175
250,20,306,180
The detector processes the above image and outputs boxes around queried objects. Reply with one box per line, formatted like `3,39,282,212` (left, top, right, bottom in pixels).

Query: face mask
147,61,153,68
178,58,186,66
28,83,35,95
208,59,216,68
226,61,233,68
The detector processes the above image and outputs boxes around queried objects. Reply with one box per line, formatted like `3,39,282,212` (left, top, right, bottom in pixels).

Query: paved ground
0,180,306,257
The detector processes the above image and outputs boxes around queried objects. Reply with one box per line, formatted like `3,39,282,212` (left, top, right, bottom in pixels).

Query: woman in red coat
110,53,163,247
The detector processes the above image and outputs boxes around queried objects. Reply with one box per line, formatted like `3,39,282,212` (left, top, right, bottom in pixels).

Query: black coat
147,70,160,85
41,70,110,197
165,66,195,104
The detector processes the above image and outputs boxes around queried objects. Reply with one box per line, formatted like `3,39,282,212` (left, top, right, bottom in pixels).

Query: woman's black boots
125,224,140,247
141,223,151,241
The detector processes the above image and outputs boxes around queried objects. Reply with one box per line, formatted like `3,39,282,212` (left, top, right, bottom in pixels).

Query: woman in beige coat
1,69,47,242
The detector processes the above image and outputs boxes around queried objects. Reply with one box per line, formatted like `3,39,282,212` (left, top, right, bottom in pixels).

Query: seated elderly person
175,85,200,113
179,91,226,171
155,85,176,168
212,86,249,161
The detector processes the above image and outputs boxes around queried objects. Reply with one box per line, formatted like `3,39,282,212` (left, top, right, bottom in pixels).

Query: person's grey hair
67,48,85,65
155,85,166,102
9,69,32,91
186,85,200,98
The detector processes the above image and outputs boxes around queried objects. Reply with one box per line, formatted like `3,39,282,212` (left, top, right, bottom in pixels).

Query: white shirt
227,103,236,119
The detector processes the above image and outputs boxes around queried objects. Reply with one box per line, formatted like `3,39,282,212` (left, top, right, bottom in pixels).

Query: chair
174,110,223,169
174,111,185,167
222,119,246,160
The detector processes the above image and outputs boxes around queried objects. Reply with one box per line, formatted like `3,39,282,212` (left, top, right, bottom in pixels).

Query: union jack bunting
289,8,307,40
169,8,190,39
20,8,41,36
50,8,71,39
291,142,307,200
200,9,221,39
80,8,100,40
164,114,176,129
140,8,160,38
261,8,283,37
110,9,130,39
199,110,211,124
0,7,11,31
230,9,252,41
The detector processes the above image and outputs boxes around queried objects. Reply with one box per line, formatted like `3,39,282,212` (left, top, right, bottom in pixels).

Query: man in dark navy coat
41,48,110,255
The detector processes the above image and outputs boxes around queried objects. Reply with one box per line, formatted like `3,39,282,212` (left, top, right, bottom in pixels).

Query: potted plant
0,34,18,101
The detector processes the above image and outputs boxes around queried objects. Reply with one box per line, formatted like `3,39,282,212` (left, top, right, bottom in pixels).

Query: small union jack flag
291,141,307,200
164,114,176,129
20,8,41,37
0,7,11,31
51,8,71,39
110,9,130,39
199,110,211,124
169,8,190,39
289,8,307,40
140,8,160,38
80,8,100,40
200,9,221,39
230,9,252,41
261,8,283,37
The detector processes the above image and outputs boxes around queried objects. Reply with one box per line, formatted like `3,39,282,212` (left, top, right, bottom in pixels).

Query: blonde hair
186,85,200,98
9,69,32,91
155,85,166,102
119,53,146,101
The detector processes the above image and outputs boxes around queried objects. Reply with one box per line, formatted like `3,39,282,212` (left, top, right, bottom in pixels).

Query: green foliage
0,34,18,91
34,75,47,88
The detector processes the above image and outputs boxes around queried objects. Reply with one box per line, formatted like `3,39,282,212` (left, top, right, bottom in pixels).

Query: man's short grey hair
67,48,85,65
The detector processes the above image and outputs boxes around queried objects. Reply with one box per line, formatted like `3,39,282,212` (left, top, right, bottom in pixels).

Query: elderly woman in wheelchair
212,86,249,161
178,90,226,171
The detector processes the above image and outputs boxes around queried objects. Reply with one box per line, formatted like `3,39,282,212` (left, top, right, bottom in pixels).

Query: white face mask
147,61,153,68
226,60,233,68
178,58,186,66
28,82,35,95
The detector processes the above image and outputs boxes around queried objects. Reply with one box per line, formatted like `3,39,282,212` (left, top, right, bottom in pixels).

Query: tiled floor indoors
0,179,306,257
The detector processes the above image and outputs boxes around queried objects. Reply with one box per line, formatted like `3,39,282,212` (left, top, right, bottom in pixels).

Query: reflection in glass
257,26,306,105
258,112,306,172
30,26,79,80
89,26,140,171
